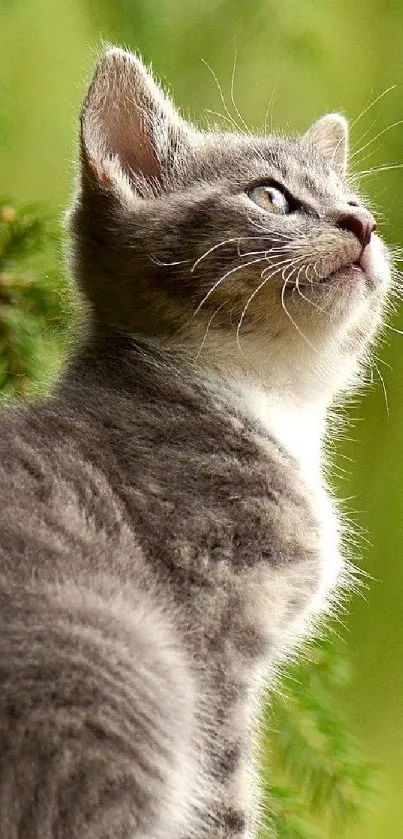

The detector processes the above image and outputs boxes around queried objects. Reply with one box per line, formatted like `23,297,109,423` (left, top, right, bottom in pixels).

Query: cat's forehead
193,132,348,202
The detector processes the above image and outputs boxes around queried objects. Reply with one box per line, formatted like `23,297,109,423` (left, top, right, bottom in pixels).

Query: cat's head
68,48,391,404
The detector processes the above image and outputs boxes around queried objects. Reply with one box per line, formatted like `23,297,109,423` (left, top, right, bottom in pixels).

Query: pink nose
337,209,376,248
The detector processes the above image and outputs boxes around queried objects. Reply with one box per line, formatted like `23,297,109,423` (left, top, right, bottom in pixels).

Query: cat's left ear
80,48,192,194
303,114,348,176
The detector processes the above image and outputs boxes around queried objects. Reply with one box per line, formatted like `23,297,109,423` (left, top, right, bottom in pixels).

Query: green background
1,1,402,836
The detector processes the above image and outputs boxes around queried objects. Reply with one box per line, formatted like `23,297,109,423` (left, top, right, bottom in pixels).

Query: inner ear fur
80,47,191,189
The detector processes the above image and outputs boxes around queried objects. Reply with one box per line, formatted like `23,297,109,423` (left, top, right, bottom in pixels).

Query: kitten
0,47,391,839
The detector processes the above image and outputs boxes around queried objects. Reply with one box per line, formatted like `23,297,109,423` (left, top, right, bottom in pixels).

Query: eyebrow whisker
201,59,247,135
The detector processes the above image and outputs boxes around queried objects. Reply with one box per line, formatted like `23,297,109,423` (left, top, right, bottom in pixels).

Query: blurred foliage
0,199,73,396
265,639,377,838
1,1,403,837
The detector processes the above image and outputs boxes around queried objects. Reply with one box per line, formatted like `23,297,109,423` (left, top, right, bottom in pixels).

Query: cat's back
0,382,141,584
0,359,206,839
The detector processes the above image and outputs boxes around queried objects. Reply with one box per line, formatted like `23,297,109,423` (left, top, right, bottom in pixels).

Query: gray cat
0,48,391,838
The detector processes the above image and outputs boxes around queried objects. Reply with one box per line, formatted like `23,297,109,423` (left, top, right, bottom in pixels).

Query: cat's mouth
319,261,364,284
283,259,365,292
293,237,388,290
318,236,389,289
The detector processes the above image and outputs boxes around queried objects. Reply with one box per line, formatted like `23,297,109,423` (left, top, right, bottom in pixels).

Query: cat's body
0,48,392,838
0,336,327,838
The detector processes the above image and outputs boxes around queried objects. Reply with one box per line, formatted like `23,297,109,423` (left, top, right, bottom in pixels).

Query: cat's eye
248,185,290,214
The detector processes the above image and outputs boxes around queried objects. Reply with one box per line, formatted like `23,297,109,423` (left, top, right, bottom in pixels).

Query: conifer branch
0,200,73,396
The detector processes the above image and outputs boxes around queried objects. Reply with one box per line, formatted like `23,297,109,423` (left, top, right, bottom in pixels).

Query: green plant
0,199,73,396
263,636,377,838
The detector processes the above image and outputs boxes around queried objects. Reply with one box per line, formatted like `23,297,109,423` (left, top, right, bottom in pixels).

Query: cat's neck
167,327,343,476
64,334,328,482
203,371,327,482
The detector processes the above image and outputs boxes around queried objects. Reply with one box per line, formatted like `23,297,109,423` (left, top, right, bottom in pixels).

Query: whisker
294,262,309,290
305,262,316,284
383,323,403,336
150,254,189,267
332,85,397,165
234,247,279,261
295,262,330,315
194,254,281,315
355,162,403,178
201,59,245,134
263,78,281,138
350,120,403,161
230,40,251,135
372,358,390,418
191,236,288,273
203,109,243,131
350,127,378,163
235,256,301,355
280,264,316,350
350,144,383,171
280,256,306,283
247,215,304,240
195,300,228,359
260,252,306,280
349,85,397,137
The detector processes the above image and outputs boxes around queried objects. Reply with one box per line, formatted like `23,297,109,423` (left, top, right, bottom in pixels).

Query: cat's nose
336,209,376,249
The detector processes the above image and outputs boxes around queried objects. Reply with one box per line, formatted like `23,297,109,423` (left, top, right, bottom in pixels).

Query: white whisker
235,256,300,353
350,86,397,137
191,236,288,273
247,215,304,241
260,252,305,280
355,162,403,178
201,59,246,135
294,262,330,315
372,358,390,418
384,322,403,336
280,264,316,350
195,300,228,360
230,41,251,135
203,109,242,131
150,254,189,267
331,86,397,164
194,254,280,315
350,120,403,161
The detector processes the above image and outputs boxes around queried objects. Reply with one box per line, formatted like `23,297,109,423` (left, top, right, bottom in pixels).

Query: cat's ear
80,48,191,194
304,114,348,176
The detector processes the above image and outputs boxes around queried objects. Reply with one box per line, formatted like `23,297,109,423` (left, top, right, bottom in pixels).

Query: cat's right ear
80,48,192,197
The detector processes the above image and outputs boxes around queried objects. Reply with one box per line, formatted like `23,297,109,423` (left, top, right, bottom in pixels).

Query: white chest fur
225,380,343,617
